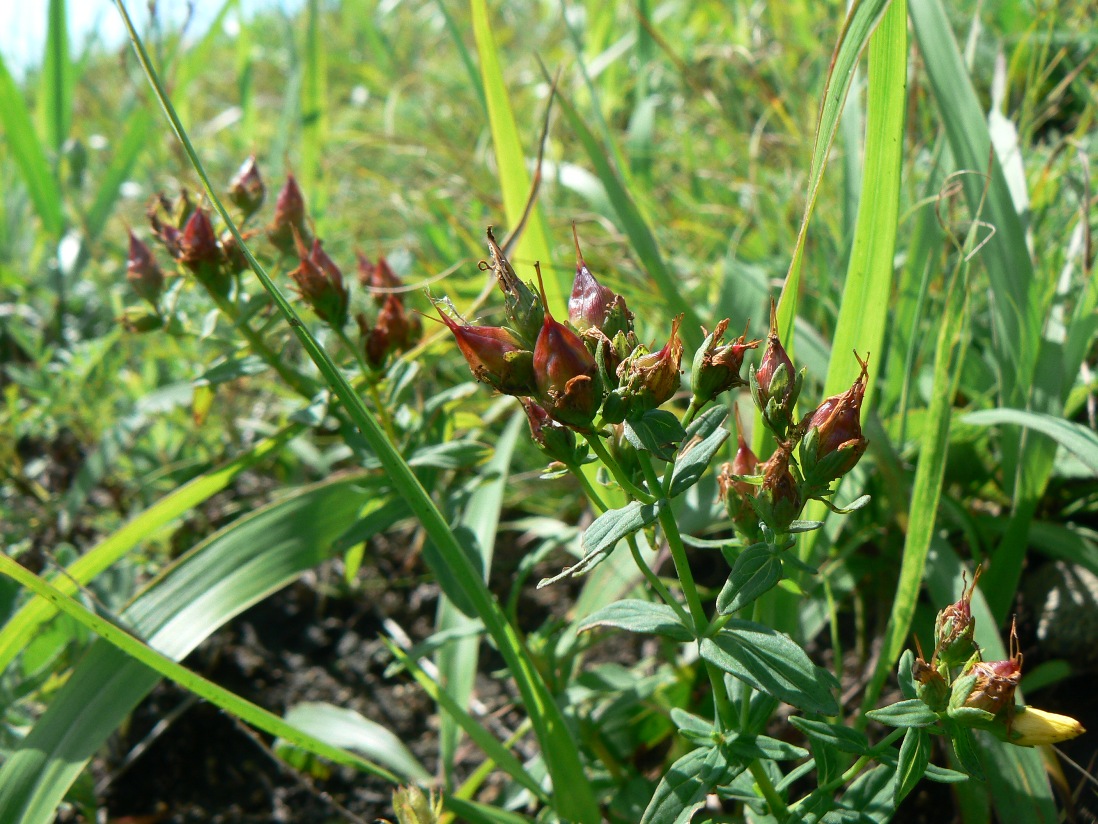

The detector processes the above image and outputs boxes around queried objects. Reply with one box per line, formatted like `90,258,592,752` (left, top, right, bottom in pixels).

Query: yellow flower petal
1010,706,1086,746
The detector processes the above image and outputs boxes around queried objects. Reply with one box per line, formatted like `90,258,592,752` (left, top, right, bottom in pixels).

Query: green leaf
964,408,1098,475
623,409,688,462
640,745,728,824
922,762,970,784
41,0,73,155
669,409,729,497
716,544,783,615
578,599,694,642
724,734,808,762
669,707,715,740
865,699,939,728
895,727,930,804
444,797,534,824
788,717,871,755
0,51,64,236
700,622,839,715
84,107,152,241
278,702,430,783
837,764,898,823
539,499,662,587
949,725,984,780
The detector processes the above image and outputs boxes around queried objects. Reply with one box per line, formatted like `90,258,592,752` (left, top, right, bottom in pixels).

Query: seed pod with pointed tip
933,565,982,668
228,155,265,218
567,227,633,340
798,351,870,490
485,227,542,344
288,232,349,328
266,174,311,255
126,231,165,307
361,294,421,368
691,318,760,407
358,253,403,306
750,299,803,437
613,315,684,418
748,442,803,534
437,310,537,396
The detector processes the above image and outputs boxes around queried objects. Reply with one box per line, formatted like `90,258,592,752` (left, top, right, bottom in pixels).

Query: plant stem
749,760,790,820
333,327,400,445
788,727,905,813
582,433,657,503
207,289,317,399
627,535,691,626
569,465,609,514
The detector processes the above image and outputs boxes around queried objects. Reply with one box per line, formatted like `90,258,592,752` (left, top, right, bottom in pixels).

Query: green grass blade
0,477,397,824
772,0,893,348
860,248,969,719
822,0,907,415
552,89,703,349
0,425,301,676
436,412,523,781
115,5,597,818
909,0,1061,619
469,0,562,305
0,52,64,237
964,408,1098,475
40,0,73,157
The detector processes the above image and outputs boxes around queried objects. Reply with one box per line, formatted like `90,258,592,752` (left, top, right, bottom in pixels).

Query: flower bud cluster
122,158,421,369
438,228,761,465
718,305,869,539
897,567,1084,747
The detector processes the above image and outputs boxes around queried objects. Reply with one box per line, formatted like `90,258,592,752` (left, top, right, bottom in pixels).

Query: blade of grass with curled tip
469,0,562,305
113,4,598,820
0,425,301,676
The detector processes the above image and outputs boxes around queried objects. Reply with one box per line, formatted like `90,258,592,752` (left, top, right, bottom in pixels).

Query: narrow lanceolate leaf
640,745,729,824
0,425,301,676
469,0,561,305
0,53,64,236
114,6,598,819
963,409,1098,475
0,476,390,824
670,408,729,497
700,622,839,715
895,727,930,804
578,599,694,642
716,544,783,615
41,0,74,156
865,699,939,728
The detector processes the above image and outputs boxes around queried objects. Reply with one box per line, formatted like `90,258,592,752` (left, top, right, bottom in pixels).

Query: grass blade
436,412,523,781
83,107,153,242
0,425,301,676
300,0,328,209
772,0,893,349
114,4,598,818
0,52,64,237
40,0,74,157
469,0,562,305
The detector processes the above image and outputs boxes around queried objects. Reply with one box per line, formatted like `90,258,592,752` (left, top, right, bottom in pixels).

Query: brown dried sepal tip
691,318,760,404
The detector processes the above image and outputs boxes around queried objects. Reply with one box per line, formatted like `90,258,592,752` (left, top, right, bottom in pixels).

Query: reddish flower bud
567,226,632,339
691,318,760,405
146,191,193,258
437,310,537,396
288,232,349,328
360,295,421,368
228,155,265,217
533,310,600,427
751,299,802,437
179,208,224,274
799,351,870,487
126,230,165,306
751,442,803,533
934,565,982,667
730,404,760,496
357,253,403,305
267,174,310,254
521,398,580,465
962,619,1023,716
